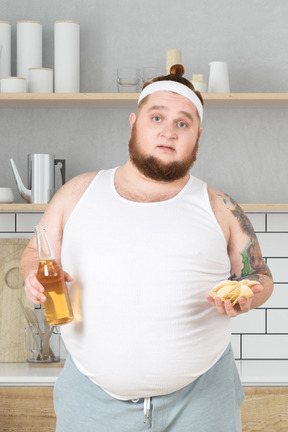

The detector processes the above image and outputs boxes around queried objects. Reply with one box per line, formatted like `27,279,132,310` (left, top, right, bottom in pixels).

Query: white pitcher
208,61,230,93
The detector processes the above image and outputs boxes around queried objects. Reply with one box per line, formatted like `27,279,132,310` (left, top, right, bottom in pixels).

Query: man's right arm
20,180,68,304
20,172,97,304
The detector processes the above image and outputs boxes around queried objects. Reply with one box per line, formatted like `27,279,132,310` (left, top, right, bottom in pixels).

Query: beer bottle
35,225,74,325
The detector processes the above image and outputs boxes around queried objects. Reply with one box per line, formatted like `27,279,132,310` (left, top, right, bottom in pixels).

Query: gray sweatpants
54,343,244,432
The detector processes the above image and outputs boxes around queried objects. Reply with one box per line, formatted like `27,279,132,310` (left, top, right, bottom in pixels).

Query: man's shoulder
49,171,98,209
207,186,239,213
47,172,98,227
207,187,243,244
64,171,98,191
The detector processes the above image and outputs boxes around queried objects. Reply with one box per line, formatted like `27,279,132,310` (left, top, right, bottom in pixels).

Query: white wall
1,0,288,203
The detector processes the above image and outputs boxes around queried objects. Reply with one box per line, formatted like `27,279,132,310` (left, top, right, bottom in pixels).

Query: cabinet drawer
242,387,288,432
0,387,56,432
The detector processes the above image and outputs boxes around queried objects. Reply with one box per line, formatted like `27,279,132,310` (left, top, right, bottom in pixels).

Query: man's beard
128,124,200,182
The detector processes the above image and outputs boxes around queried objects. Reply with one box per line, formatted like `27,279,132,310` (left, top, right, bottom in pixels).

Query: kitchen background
0,0,288,362
1,0,288,203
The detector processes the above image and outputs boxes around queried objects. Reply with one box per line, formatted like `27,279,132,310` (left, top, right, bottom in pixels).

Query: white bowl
0,187,14,203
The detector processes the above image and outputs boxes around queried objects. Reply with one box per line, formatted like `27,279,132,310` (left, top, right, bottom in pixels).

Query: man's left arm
207,194,273,317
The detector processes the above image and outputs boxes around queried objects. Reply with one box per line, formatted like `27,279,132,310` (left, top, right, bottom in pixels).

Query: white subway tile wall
267,309,288,333
0,213,15,231
16,213,44,232
267,258,288,282
248,213,266,232
267,213,288,232
242,335,288,359
257,232,288,257
231,309,266,334
262,284,288,308
235,212,288,360
0,210,287,361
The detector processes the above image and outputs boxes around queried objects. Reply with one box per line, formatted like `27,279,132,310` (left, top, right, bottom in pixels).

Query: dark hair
138,64,204,111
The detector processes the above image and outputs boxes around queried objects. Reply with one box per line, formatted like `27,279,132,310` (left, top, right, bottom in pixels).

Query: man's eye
152,116,161,122
178,122,187,128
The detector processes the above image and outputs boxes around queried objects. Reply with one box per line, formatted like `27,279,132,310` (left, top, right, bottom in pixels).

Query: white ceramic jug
208,61,230,93
10,154,65,203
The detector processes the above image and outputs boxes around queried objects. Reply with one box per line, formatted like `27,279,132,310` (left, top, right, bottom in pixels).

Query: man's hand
25,270,73,305
206,284,264,317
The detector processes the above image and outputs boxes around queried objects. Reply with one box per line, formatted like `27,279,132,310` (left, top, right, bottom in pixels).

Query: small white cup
0,187,14,203
0,76,27,93
28,67,53,93
191,74,207,93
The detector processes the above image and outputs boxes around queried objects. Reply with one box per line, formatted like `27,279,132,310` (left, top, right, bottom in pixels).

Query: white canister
28,68,53,93
0,21,11,77
0,77,27,93
208,61,230,93
191,74,207,93
166,49,182,75
17,21,42,80
54,21,80,93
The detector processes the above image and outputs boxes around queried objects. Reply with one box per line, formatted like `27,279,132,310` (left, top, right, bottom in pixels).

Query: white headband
138,80,203,122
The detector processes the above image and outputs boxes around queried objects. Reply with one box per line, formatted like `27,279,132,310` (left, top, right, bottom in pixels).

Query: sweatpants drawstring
143,397,151,423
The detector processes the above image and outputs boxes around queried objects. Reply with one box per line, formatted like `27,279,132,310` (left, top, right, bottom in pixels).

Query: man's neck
114,162,190,203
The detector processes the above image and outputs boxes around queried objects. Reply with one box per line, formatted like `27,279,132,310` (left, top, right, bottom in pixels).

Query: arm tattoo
218,193,272,281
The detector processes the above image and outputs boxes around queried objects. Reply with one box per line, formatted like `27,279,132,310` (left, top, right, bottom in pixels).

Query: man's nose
160,122,176,138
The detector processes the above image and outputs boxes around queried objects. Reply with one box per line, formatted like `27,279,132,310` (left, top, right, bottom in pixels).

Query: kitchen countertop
0,360,287,387
0,362,64,386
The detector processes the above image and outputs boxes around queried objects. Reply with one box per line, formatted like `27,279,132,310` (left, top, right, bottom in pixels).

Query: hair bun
169,64,185,76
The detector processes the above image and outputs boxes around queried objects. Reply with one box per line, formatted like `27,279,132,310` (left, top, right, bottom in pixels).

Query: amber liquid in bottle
37,259,74,325
35,225,74,326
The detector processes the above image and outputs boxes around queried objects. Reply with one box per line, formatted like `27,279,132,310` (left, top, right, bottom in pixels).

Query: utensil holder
25,322,60,363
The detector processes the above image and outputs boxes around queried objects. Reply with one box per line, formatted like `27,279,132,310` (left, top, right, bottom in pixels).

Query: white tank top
61,167,231,400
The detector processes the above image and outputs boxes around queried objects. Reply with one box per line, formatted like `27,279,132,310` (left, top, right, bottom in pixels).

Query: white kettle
208,61,230,93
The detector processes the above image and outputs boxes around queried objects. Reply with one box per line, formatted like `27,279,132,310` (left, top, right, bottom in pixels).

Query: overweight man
20,65,273,432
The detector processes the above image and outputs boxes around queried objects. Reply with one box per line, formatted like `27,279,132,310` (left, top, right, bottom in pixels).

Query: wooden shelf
240,203,288,211
203,93,288,108
0,203,47,211
0,93,139,108
1,93,288,108
0,203,288,212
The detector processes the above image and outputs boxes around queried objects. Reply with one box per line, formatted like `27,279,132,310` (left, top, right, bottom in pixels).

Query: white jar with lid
28,68,53,93
0,76,27,93
191,74,207,93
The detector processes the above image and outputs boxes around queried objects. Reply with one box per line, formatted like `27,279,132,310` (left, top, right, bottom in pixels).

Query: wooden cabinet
0,386,287,431
242,387,288,432
0,387,56,432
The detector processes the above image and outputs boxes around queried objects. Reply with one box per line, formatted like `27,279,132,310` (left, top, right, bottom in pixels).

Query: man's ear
129,113,136,129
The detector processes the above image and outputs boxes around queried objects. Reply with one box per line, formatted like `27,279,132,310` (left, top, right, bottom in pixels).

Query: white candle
17,21,43,79
0,21,11,77
54,21,80,93
166,49,182,75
